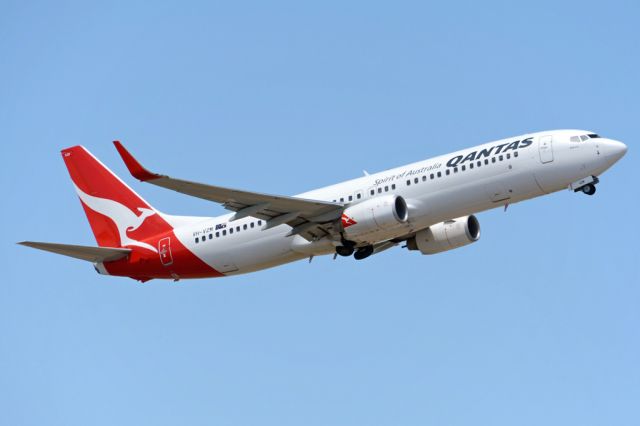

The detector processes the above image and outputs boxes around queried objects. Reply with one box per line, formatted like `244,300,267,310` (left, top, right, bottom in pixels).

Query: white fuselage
173,129,626,275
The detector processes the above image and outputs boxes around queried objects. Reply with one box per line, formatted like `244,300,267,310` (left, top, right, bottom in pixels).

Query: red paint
341,213,358,228
113,141,162,181
61,145,223,281
158,237,173,266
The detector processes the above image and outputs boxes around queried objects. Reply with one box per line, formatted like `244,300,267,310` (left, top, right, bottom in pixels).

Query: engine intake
341,195,409,244
407,215,480,255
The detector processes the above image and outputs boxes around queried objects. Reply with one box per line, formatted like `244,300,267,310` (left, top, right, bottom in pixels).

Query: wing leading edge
113,141,344,240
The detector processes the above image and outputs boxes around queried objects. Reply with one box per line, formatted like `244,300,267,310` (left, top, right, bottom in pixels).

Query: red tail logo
61,146,173,251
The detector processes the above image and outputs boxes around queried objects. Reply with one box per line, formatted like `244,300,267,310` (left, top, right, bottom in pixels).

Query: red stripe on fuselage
101,227,225,280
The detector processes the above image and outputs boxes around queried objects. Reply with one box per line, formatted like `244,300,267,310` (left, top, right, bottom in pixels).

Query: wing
113,142,344,240
18,241,131,263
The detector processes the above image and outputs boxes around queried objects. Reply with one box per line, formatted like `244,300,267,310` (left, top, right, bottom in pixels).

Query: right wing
18,242,131,263
114,141,345,241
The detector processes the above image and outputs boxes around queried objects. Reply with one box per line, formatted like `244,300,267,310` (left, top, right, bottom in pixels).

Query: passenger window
446,169,450,175
229,228,234,234
499,155,503,161
370,189,375,195
384,185,389,192
340,197,344,202
461,165,466,171
437,171,442,178
250,222,254,228
506,153,511,159
195,237,199,243
223,230,227,236
422,175,426,182
348,195,353,201
357,193,361,199
209,233,213,239
243,224,247,230
470,163,474,169
492,157,496,163
514,151,519,157
392,184,396,190
430,173,434,179
258,220,262,226
414,177,419,184
477,160,481,167
216,231,220,237
406,180,411,186
484,159,489,165
378,187,382,193
453,167,458,173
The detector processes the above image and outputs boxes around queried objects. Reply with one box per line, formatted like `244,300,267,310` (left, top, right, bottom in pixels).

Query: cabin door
538,135,554,163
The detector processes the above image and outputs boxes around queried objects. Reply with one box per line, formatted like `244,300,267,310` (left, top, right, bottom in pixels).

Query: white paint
177,129,625,276
74,184,158,253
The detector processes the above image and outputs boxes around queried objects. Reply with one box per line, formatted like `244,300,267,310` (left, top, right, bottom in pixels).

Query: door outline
539,135,554,163
158,237,174,266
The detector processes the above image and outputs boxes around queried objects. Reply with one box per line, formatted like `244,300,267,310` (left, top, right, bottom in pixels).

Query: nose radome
603,139,628,162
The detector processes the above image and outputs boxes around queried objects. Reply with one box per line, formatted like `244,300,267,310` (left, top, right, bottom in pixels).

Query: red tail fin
61,145,171,252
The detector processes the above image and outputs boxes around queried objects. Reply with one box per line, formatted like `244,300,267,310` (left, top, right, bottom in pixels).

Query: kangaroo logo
341,213,358,228
73,184,158,253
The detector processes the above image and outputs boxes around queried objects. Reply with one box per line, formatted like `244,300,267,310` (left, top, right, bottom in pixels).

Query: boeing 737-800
20,130,626,281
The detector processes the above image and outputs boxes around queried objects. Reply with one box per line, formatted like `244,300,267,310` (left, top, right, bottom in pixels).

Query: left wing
113,141,344,240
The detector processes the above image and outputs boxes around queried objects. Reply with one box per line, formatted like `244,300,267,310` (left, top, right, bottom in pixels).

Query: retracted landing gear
570,175,599,196
353,245,374,260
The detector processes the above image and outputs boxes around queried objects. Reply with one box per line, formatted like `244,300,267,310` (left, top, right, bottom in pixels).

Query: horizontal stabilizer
18,241,131,263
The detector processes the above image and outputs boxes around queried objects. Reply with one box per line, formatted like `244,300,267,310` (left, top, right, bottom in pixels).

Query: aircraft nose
602,139,628,162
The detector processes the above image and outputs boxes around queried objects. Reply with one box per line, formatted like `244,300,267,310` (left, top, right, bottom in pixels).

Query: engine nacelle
341,195,409,243
407,215,480,255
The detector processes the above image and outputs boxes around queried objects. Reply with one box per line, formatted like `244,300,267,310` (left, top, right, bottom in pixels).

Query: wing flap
18,242,131,263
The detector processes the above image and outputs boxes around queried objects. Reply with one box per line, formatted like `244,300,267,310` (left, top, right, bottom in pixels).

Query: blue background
2,1,638,425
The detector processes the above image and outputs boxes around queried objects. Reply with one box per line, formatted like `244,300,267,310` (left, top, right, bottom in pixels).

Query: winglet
113,141,162,181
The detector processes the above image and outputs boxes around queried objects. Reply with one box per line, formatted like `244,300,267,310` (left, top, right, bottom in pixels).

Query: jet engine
341,195,409,243
406,215,480,255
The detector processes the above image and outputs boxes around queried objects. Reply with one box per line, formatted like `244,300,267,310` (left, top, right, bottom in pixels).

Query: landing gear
353,245,374,260
581,183,596,196
335,245,355,257
571,176,599,196
335,235,356,257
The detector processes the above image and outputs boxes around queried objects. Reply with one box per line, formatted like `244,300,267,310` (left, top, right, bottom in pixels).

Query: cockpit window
571,134,593,143
588,133,600,138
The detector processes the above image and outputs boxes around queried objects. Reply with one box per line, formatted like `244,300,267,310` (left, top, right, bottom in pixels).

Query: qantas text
446,137,533,168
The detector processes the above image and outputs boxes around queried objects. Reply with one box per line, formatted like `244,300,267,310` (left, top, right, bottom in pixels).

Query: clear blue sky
2,1,639,425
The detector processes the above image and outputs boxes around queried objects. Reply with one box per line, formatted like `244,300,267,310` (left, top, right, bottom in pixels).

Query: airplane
19,130,627,282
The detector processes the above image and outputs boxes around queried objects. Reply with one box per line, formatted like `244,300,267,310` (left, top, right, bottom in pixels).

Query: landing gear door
158,237,173,266
538,135,554,163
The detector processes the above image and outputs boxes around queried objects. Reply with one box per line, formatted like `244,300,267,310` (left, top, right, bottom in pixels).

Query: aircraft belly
410,167,545,230
204,228,306,275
